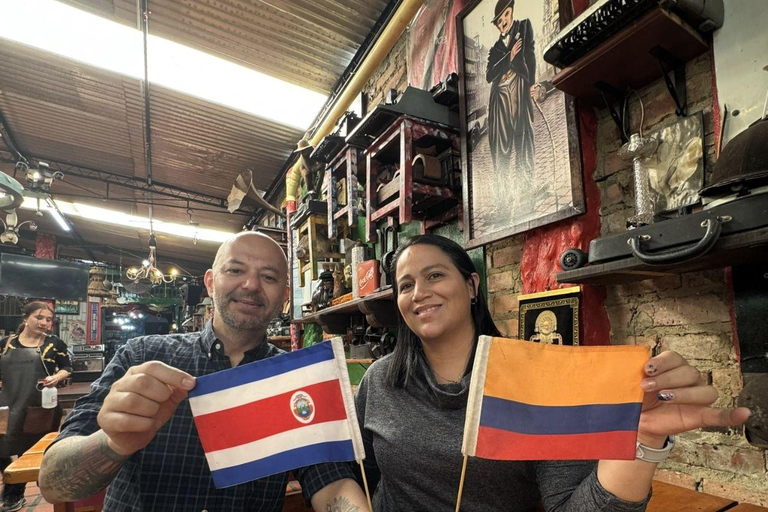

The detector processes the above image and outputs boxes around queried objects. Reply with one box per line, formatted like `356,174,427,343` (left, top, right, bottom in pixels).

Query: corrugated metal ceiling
56,0,388,94
0,0,391,273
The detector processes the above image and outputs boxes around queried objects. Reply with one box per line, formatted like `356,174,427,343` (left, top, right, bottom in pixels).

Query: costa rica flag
462,336,649,461
188,338,364,488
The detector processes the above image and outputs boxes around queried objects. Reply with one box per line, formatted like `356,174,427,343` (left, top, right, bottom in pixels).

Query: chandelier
126,233,178,285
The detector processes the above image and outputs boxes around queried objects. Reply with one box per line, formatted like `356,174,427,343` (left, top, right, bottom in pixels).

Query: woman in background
355,234,750,511
0,302,71,512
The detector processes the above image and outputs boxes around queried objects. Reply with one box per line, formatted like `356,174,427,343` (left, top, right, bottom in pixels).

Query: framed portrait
518,286,580,346
643,112,704,215
55,299,80,315
457,0,585,248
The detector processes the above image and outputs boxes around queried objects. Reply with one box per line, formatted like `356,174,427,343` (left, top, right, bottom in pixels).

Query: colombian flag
462,336,649,461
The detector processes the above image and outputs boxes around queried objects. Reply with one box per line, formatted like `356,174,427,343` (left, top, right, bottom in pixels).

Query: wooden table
648,481,737,512
729,505,768,511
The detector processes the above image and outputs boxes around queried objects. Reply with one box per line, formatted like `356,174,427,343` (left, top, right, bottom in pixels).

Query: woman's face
395,244,477,344
26,308,53,335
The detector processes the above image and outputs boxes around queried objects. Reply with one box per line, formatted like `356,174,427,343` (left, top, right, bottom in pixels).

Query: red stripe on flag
193,379,347,453
475,426,637,460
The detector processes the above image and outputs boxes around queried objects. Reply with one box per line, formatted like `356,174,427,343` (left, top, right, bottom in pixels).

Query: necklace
18,333,46,352
431,366,464,384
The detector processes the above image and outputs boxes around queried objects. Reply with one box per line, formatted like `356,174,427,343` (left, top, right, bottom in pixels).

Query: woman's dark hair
384,234,501,387
16,301,54,335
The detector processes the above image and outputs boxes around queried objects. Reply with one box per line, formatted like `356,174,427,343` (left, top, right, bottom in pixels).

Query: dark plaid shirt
55,321,355,512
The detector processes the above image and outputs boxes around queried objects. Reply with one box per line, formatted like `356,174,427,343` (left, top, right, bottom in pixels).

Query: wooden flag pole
358,459,374,511
454,454,469,512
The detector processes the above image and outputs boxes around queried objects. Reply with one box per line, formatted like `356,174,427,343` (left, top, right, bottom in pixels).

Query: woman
0,302,71,512
355,234,750,511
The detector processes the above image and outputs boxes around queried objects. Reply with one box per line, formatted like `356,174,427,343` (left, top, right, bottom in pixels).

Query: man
486,0,536,189
39,232,368,512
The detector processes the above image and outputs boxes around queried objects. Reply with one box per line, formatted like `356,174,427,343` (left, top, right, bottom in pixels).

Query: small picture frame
518,286,580,346
55,300,80,315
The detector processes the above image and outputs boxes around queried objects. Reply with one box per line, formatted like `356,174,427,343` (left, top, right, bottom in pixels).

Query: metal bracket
650,47,687,117
596,82,629,144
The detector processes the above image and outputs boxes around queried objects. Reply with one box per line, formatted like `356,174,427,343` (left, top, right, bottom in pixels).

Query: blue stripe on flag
190,341,334,397
480,396,641,435
210,440,355,488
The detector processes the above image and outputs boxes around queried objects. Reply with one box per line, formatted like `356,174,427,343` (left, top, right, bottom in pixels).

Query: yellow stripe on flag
483,338,649,407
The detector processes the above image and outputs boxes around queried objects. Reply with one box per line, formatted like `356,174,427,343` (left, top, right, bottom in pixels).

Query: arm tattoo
325,497,360,512
39,430,130,502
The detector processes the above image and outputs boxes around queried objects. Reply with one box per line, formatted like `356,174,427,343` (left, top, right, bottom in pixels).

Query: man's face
204,234,289,334
494,7,514,35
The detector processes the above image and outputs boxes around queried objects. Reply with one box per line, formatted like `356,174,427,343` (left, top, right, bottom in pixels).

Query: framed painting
518,286,580,346
55,299,80,315
457,0,585,248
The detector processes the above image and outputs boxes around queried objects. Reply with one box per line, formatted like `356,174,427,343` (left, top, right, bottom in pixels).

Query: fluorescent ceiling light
0,0,326,130
45,198,71,232
20,197,235,244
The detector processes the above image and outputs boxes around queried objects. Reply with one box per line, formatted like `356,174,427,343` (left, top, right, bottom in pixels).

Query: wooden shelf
557,226,768,286
293,288,396,334
551,8,708,105
268,336,291,342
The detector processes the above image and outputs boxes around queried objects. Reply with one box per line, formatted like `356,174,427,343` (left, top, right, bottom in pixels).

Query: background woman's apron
0,344,60,457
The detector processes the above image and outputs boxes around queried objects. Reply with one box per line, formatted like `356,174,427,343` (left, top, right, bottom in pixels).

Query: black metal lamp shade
701,117,768,197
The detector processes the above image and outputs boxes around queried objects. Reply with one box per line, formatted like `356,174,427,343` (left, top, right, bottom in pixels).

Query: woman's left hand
637,351,751,444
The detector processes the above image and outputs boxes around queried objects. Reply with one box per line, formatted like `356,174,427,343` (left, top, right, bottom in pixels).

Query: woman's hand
43,371,70,387
43,375,62,387
637,351,751,445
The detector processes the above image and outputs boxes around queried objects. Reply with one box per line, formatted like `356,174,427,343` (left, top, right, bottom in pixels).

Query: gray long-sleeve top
355,355,650,512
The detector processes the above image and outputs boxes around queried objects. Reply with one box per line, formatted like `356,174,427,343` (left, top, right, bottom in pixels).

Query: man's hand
97,361,196,456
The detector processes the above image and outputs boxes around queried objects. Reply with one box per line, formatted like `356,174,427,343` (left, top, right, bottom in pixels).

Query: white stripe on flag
205,420,352,471
462,334,492,457
331,337,366,461
188,359,338,416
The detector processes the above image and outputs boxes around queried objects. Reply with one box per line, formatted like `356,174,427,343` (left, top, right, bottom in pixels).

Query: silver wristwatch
635,435,675,463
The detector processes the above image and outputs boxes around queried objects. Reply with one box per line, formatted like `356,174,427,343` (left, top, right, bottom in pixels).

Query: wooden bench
4,432,72,511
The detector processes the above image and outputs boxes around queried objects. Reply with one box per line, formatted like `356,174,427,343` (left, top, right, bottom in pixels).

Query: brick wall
361,10,768,506
486,52,768,505
362,34,408,112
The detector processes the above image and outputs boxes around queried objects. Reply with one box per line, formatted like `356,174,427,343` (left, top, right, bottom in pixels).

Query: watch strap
636,435,676,463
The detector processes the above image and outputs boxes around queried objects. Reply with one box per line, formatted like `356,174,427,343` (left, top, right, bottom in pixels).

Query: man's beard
214,292,276,331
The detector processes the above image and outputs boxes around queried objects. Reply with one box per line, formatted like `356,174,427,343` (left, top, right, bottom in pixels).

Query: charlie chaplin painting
487,0,535,186
457,0,584,248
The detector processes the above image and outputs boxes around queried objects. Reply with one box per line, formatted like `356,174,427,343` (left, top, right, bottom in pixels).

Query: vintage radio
543,0,723,69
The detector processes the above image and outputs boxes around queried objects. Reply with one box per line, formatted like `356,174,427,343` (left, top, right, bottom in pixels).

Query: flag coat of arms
462,336,649,461
188,338,364,488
